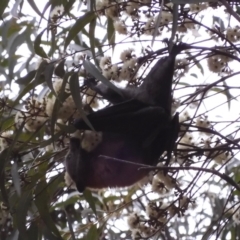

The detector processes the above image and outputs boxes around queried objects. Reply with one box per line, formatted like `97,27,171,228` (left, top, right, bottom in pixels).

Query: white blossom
113,21,127,35
50,5,64,19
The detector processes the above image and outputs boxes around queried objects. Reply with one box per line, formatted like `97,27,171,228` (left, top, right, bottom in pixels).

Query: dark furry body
65,43,187,192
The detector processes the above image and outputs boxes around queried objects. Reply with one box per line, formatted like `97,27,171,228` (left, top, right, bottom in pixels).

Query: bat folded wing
74,99,170,139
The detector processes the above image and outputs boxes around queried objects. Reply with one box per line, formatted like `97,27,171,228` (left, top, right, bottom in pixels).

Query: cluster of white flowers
151,176,168,194
46,79,82,120
46,95,80,120
0,202,10,225
159,11,173,25
127,212,141,229
175,58,190,77
15,98,48,132
96,0,128,34
80,130,103,152
179,196,191,211
226,26,240,43
64,172,77,189
50,5,64,21
156,171,177,190
177,24,187,33
207,51,234,74
125,1,139,16
143,11,173,35
207,55,226,73
171,98,181,114
127,212,155,239
189,3,208,13
14,77,87,133
179,110,191,123
99,50,138,82
100,56,112,70
136,171,154,187
127,194,193,237
232,205,240,225
0,131,13,152
95,0,179,37
152,163,178,193
177,132,195,161
202,137,232,165
113,20,128,35
53,78,70,93
120,49,135,62
145,202,160,219
183,20,196,30
195,116,212,134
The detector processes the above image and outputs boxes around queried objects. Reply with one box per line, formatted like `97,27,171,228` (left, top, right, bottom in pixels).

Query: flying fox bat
65,43,188,192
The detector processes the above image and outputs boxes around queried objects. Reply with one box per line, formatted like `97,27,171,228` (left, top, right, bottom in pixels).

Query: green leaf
54,59,65,78
151,7,162,47
26,222,40,240
89,17,97,63
15,70,37,85
11,162,21,196
69,72,94,130
44,62,56,96
107,17,115,47
213,16,225,32
83,189,97,215
15,191,32,239
12,67,45,107
8,31,27,81
190,73,198,79
50,73,70,137
64,11,96,50
35,179,62,239
26,0,45,18
0,151,8,203
85,225,99,240
34,29,49,58
64,0,75,14
0,0,8,17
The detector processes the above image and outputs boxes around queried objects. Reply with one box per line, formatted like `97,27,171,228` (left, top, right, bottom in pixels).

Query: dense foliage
1,0,240,239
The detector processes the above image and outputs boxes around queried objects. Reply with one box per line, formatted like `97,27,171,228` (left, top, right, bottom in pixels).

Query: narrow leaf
44,62,56,96
85,225,99,240
0,0,8,16
35,180,62,239
54,59,65,78
64,11,96,50
11,162,21,196
15,191,32,239
107,17,115,52
89,18,97,63
69,72,94,130
27,0,45,18
15,70,37,85
83,190,97,215
34,29,48,58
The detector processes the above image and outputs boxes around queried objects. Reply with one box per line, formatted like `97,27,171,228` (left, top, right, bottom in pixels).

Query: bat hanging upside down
65,43,188,192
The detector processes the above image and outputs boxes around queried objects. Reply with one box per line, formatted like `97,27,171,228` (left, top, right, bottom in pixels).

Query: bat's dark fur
65,43,187,192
